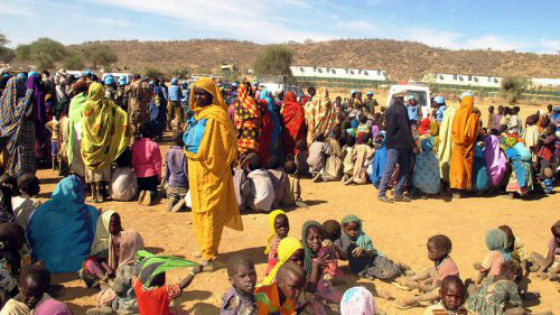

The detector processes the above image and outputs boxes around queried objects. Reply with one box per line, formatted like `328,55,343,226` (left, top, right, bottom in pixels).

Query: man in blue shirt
434,96,447,123
167,77,184,130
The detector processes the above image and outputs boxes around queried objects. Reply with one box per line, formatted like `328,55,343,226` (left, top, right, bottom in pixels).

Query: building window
453,74,458,80
349,70,354,75
364,70,369,75
468,75,472,81
474,77,479,82
331,69,336,74
439,75,444,80
318,68,322,73
459,76,464,81
300,67,304,72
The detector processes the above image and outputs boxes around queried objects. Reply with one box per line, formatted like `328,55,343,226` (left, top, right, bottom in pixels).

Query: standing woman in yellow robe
449,92,479,197
184,77,243,270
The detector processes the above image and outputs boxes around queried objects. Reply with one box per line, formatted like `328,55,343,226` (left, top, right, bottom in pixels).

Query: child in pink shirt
395,234,459,309
132,123,162,206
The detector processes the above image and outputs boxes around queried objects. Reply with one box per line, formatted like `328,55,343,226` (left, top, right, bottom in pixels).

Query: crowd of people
0,66,558,315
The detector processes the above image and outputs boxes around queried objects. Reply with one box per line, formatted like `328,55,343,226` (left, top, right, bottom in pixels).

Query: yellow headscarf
81,82,131,171
91,210,116,256
189,77,228,122
261,236,302,286
264,210,287,255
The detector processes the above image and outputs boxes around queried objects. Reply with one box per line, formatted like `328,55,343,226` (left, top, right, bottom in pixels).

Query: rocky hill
69,39,560,80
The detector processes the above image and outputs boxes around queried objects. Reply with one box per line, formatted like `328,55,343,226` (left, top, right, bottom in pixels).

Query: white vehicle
102,72,132,84
386,84,431,118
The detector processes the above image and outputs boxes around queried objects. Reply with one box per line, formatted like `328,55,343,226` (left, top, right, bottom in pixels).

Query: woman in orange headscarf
184,77,243,269
449,92,479,194
281,91,306,156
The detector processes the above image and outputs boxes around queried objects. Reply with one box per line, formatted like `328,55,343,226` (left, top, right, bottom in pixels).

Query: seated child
265,210,290,275
340,286,377,315
466,261,524,315
88,230,145,315
301,221,343,315
0,223,31,306
335,214,404,281
530,220,560,280
423,275,467,315
80,211,124,288
12,174,41,231
475,229,511,286
111,149,138,202
284,161,304,207
294,140,310,177
132,123,162,206
345,133,374,185
315,129,344,182
0,262,72,315
341,136,356,183
321,220,344,280
396,235,459,309
412,138,441,196
499,225,529,276
133,251,202,315
266,157,290,208
164,132,189,212
307,134,328,176
222,256,257,315
242,155,275,213
255,262,306,315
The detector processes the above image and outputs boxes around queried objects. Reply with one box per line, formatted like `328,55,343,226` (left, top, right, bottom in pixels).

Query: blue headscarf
260,88,282,156
370,131,387,188
27,175,99,272
485,229,512,262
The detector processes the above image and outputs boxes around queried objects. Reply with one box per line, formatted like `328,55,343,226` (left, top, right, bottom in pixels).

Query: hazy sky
1,0,559,54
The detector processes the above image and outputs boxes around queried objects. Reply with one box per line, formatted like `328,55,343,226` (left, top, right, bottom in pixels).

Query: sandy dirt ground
31,132,558,315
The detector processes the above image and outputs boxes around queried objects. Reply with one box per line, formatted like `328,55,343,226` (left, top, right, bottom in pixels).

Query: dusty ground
32,132,558,314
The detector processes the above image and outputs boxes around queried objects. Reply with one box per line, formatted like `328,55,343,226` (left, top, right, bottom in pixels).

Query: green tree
62,54,85,70
83,44,117,69
143,66,164,79
252,45,293,76
501,76,528,105
0,32,14,63
15,37,67,70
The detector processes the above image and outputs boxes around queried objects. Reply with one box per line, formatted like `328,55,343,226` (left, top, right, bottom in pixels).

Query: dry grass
62,39,560,80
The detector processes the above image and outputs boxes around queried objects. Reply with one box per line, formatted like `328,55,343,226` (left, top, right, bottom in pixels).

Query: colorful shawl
281,91,306,155
304,88,336,145
0,78,27,150
81,83,131,171
234,84,260,156
27,175,99,272
483,135,506,187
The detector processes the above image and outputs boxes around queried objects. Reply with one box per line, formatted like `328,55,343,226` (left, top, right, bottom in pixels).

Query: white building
529,78,560,89
423,73,502,88
290,66,387,82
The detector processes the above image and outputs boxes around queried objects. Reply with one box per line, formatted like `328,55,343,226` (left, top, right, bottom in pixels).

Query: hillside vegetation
66,39,560,80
